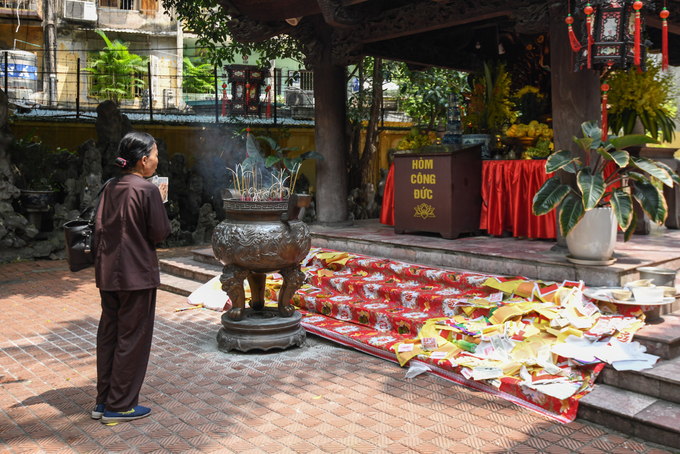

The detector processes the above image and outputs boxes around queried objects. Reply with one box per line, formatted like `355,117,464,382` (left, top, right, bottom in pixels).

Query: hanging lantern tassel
634,1,643,66
566,15,581,52
661,7,669,71
585,3,594,69
601,83,609,138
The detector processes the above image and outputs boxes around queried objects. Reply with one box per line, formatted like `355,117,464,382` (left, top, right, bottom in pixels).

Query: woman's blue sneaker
91,404,106,420
101,405,151,423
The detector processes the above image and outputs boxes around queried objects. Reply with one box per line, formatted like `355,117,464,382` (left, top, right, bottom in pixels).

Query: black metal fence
1,47,411,124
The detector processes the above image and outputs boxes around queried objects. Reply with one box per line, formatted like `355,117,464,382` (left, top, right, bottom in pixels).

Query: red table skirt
479,160,556,239
380,159,557,239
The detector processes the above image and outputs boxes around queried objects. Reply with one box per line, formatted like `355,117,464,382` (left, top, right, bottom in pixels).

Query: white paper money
472,366,504,381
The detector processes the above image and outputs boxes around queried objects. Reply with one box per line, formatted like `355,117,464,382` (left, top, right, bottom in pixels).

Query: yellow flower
516,86,542,99
607,57,677,119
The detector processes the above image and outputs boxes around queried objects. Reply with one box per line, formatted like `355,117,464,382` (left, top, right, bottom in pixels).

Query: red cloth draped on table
379,163,395,226
480,160,556,239
380,160,556,239
380,159,621,240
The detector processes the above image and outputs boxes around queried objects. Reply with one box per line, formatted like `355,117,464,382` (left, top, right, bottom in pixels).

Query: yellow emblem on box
414,203,436,219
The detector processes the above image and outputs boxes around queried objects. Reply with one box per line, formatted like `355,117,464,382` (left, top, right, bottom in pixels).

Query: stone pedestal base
25,207,49,232
216,308,306,352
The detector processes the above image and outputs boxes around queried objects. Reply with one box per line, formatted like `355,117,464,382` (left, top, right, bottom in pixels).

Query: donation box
393,144,482,239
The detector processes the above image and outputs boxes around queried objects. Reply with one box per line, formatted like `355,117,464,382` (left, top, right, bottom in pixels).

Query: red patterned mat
279,248,648,424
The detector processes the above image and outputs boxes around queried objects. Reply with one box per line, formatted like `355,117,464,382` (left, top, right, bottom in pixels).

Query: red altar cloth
379,163,395,226
380,160,557,239
480,160,556,239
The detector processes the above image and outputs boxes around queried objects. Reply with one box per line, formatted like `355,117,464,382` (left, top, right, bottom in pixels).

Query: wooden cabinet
393,144,482,239
225,65,269,117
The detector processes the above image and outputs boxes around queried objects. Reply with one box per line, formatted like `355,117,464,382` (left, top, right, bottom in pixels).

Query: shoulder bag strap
79,178,115,223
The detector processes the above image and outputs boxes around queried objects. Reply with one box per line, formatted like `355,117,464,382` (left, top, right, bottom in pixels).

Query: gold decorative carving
414,203,436,219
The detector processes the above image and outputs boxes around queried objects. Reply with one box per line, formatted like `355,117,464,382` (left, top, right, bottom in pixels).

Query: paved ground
0,256,677,454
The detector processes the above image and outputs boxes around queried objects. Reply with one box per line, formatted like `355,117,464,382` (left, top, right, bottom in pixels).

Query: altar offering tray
583,287,674,306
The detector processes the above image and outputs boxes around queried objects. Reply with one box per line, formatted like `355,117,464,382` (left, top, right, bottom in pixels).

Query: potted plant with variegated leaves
532,121,680,262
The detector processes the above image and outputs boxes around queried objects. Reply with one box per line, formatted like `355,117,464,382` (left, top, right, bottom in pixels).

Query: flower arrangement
397,127,433,150
464,62,515,134
606,57,677,143
514,85,548,124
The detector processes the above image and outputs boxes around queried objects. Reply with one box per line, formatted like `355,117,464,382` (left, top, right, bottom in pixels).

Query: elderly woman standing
92,132,171,423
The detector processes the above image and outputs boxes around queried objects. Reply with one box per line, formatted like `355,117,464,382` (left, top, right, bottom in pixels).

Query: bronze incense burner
212,190,311,322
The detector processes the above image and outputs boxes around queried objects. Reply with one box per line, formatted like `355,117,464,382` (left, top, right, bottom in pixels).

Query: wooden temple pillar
549,4,601,244
549,4,601,156
312,17,349,223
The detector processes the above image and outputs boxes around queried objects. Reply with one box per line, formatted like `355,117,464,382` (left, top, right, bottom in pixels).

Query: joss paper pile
276,248,657,423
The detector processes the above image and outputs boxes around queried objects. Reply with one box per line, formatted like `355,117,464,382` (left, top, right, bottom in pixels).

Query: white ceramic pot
566,206,617,261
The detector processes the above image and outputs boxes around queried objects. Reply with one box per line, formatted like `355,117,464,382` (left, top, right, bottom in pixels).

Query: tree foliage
85,30,147,105
183,57,216,93
393,65,468,130
162,0,304,66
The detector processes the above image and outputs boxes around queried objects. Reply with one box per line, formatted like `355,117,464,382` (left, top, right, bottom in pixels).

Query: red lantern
573,0,650,72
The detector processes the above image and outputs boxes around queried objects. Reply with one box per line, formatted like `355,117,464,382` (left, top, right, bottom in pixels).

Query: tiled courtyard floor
0,256,677,454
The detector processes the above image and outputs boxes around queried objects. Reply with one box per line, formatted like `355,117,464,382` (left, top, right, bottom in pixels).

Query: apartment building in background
0,0,182,109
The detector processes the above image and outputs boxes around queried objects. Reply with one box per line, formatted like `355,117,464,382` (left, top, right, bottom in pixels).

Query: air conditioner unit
64,0,97,22
163,89,175,109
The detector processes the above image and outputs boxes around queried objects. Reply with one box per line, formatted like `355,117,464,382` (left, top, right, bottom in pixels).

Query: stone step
309,220,680,289
159,272,204,297
577,384,680,450
171,250,680,360
632,314,680,360
159,256,222,283
193,248,221,267
597,354,680,405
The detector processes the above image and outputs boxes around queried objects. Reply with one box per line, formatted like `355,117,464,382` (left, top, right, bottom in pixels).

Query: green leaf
633,179,668,224
577,168,606,210
595,146,613,162
639,110,656,141
596,146,629,168
581,121,602,141
610,189,633,230
624,110,637,136
257,136,280,151
246,135,264,163
546,149,580,174
532,177,571,216
559,196,585,238
627,172,646,183
574,137,594,151
242,156,256,171
299,151,326,161
624,209,637,242
265,156,282,168
607,150,630,168
609,134,658,150
653,161,680,185
631,157,673,187
283,157,293,171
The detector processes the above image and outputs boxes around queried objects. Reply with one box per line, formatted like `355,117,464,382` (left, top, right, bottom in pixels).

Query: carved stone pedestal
216,308,306,352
